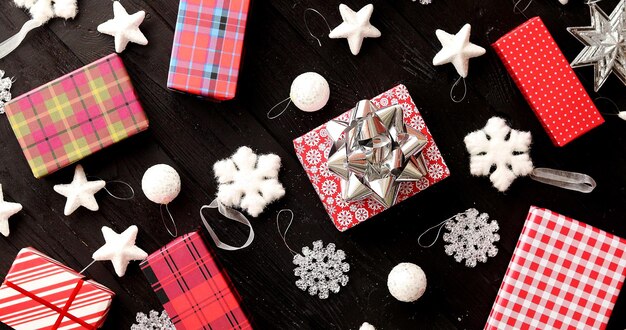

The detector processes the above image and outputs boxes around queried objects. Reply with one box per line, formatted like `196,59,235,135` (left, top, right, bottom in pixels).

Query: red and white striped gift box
0,248,114,329
485,206,626,329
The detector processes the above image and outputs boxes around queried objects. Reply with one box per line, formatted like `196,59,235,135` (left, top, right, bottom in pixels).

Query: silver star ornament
326,100,428,208
568,0,626,91
329,4,381,55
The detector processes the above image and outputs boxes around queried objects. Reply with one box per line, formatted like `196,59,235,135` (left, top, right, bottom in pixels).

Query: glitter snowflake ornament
213,146,285,217
293,240,350,299
0,70,13,114
443,209,499,267
464,117,533,192
131,310,175,330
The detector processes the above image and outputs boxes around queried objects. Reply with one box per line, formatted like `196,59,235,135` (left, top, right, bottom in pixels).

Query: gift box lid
167,0,250,100
492,17,604,147
140,231,252,330
4,53,149,178
0,247,114,330
485,206,626,329
293,84,450,231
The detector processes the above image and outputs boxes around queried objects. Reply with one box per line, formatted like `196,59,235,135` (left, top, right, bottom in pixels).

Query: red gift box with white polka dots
492,17,604,147
292,85,450,232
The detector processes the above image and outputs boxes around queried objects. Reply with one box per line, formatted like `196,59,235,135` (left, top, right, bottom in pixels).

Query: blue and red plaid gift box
140,231,252,330
167,0,250,100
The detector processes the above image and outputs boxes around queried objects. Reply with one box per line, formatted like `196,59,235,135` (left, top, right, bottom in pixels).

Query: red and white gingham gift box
485,206,626,330
293,84,450,231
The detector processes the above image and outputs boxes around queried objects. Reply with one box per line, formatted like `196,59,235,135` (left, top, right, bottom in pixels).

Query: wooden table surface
1,0,625,329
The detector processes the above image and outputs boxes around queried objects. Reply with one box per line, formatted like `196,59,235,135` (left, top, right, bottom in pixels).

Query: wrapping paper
492,17,604,147
0,247,114,329
167,0,250,100
293,84,450,231
485,206,626,329
140,231,252,330
4,54,149,178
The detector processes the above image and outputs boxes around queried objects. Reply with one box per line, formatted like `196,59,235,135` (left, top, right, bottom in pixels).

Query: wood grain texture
0,0,625,329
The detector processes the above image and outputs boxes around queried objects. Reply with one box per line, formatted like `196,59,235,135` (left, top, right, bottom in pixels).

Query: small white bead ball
387,262,427,302
290,72,330,112
360,322,376,330
142,164,181,204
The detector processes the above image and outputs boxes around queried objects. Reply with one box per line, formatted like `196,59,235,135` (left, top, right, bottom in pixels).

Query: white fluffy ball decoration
142,164,181,204
360,322,376,330
53,0,78,19
387,263,427,302
289,72,330,112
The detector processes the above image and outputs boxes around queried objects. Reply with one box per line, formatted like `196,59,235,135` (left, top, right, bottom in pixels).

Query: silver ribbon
200,198,255,250
0,20,43,60
529,168,596,193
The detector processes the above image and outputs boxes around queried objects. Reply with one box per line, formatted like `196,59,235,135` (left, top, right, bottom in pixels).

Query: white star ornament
92,225,148,277
53,164,105,216
97,1,148,53
0,185,22,237
328,4,381,55
433,24,486,78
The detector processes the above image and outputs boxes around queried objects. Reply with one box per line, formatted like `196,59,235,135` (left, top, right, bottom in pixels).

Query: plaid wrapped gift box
293,84,450,231
0,247,114,329
485,206,626,330
167,0,250,100
140,231,252,330
4,53,149,178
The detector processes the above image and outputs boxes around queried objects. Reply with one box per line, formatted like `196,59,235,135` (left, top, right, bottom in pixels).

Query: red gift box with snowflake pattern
293,84,449,231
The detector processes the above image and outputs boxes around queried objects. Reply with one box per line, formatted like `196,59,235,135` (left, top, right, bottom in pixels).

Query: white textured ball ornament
142,164,181,204
289,72,330,112
360,322,376,330
387,262,427,302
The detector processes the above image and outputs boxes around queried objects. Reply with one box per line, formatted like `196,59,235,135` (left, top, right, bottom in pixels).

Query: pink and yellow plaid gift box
4,54,149,178
167,0,250,100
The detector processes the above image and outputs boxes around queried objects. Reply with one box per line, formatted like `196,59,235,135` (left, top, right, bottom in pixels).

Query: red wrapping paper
0,248,114,329
293,84,450,231
492,17,604,147
485,206,626,329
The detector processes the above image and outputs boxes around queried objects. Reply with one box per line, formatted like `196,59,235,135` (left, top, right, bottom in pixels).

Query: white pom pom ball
290,72,330,112
387,262,427,302
142,164,181,204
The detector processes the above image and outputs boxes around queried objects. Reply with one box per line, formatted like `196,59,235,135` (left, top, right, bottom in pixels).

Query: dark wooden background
1,0,625,329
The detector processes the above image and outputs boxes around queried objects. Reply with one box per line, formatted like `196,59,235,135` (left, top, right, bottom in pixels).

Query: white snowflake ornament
0,70,13,114
213,146,285,217
294,240,350,299
131,310,175,330
442,208,499,267
464,117,533,192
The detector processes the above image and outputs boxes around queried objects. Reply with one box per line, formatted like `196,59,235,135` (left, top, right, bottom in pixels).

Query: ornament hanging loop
267,97,292,119
88,176,135,200
200,199,255,251
450,76,467,103
160,204,178,237
594,96,626,120
0,19,43,60
304,8,332,47
529,168,596,193
276,209,296,255
417,216,454,248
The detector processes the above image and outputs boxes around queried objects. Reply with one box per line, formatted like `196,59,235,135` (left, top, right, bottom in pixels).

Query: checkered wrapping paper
140,231,252,330
485,206,626,330
4,53,149,178
167,0,250,100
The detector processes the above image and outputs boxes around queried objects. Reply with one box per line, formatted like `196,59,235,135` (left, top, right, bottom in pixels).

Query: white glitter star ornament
418,208,499,267
329,4,381,55
92,225,148,277
98,1,148,53
54,164,106,215
568,0,626,91
294,240,350,299
0,184,23,237
433,24,485,78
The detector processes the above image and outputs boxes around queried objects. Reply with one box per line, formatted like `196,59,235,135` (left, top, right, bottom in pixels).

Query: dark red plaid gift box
140,231,252,330
167,0,250,100
293,84,449,231
0,247,114,329
4,54,149,178
492,17,604,147
485,206,626,329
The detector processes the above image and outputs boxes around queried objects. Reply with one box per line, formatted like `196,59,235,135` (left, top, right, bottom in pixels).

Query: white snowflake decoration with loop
213,146,285,217
294,240,350,299
464,117,533,192
0,71,13,114
131,310,175,330
418,208,500,267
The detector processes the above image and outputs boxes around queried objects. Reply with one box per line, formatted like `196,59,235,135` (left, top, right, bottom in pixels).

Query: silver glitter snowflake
131,310,175,330
0,70,13,114
293,240,350,299
413,0,432,4
442,208,499,267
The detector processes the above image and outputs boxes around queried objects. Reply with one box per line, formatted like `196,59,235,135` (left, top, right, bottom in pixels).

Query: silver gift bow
326,100,429,208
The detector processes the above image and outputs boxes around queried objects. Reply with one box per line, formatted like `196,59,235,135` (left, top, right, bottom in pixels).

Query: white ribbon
0,19,43,59
200,199,255,251
529,168,596,193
